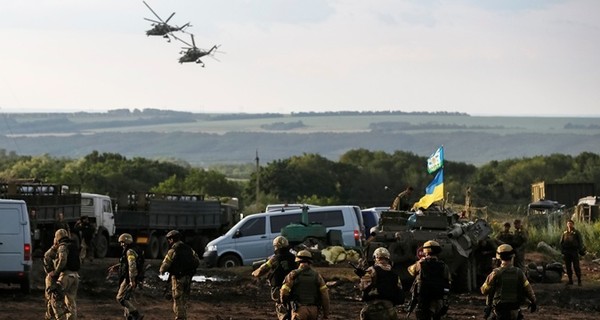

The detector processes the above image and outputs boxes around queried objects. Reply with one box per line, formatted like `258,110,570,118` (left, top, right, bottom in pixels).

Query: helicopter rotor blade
144,17,161,24
164,12,176,24
143,1,166,23
172,33,192,47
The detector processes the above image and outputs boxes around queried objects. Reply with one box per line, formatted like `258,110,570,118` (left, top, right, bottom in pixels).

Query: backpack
132,245,146,282
268,251,297,288
417,259,449,301
169,242,199,276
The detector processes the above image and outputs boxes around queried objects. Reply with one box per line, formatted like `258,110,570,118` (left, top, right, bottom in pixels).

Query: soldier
74,215,95,264
481,244,537,320
496,222,513,245
559,219,584,286
110,233,144,320
280,250,330,320
252,235,297,320
44,239,68,320
512,219,528,269
407,240,451,320
159,230,201,320
48,228,80,320
54,212,70,235
358,247,403,320
391,186,414,211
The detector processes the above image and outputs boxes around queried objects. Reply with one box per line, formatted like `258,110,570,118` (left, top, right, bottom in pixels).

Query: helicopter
143,1,190,42
175,34,220,67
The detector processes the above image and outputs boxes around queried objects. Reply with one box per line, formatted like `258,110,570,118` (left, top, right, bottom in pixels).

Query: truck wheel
158,235,169,258
94,233,109,258
218,254,241,268
147,235,159,259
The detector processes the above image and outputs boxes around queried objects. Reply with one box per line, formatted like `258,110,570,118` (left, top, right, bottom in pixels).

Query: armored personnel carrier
364,206,492,292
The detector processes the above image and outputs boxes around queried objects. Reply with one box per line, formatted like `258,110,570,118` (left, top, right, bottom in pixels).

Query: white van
0,199,33,293
203,205,365,268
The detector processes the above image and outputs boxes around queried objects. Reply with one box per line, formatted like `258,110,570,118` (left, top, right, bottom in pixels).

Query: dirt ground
1,253,600,320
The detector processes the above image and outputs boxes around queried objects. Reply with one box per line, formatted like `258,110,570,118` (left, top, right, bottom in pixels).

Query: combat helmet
166,230,181,240
118,233,133,245
422,240,442,255
273,236,289,249
295,250,313,263
496,244,514,261
54,228,69,243
373,247,391,260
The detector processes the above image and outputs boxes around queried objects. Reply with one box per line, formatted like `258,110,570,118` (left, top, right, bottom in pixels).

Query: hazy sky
1,0,598,116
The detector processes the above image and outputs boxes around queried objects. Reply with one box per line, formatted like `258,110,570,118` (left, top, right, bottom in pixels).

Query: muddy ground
1,253,600,320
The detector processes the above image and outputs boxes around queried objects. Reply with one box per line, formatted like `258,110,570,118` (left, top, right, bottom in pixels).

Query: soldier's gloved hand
529,302,537,313
251,269,260,277
354,268,366,277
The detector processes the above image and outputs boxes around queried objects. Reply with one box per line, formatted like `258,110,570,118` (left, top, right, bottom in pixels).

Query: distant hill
1,109,599,166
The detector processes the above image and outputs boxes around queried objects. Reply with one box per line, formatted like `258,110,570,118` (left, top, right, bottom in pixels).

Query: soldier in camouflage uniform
560,219,584,286
252,235,297,320
44,239,68,320
280,250,330,320
109,233,144,320
407,240,452,320
390,186,414,211
48,228,80,320
358,247,403,320
496,222,513,246
481,244,537,320
511,220,528,269
160,230,201,320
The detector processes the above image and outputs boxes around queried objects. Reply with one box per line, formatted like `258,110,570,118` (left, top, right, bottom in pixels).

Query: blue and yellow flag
427,146,444,174
413,169,444,210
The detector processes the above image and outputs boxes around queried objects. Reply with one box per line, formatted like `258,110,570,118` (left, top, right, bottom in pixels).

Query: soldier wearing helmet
280,250,330,320
43,237,68,319
358,247,403,320
110,233,144,320
160,230,201,320
481,244,537,320
47,228,80,320
252,236,297,320
407,240,452,320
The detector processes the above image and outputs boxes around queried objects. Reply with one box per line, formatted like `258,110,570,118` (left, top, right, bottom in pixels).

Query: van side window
309,210,344,227
239,217,265,237
270,213,301,233
0,208,20,234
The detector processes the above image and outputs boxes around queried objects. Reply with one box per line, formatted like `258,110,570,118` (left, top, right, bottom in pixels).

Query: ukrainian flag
412,169,444,210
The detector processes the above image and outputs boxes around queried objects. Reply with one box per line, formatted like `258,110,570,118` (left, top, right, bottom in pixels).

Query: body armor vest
269,250,296,288
168,242,197,276
494,267,523,306
292,268,320,305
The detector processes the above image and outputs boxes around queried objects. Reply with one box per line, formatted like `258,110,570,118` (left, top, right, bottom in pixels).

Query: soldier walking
407,240,451,320
48,228,80,320
109,233,144,320
159,230,201,320
280,250,330,320
358,247,403,320
481,244,537,320
252,236,297,320
44,239,68,320
511,219,528,269
560,219,585,286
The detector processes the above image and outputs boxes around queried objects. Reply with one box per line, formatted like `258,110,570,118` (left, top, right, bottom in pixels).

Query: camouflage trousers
492,307,523,320
48,271,79,320
271,286,290,320
360,300,399,320
45,274,67,320
291,305,319,320
117,281,139,318
171,275,192,320
415,299,444,320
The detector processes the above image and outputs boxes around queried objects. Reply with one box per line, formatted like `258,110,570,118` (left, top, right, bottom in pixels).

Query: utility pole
255,149,260,203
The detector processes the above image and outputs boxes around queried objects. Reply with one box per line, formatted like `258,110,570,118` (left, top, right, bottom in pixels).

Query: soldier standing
481,244,537,320
74,215,95,264
159,230,201,320
391,186,414,211
44,239,68,320
496,222,513,245
280,250,330,320
358,247,403,320
407,240,451,320
110,233,144,320
48,228,80,320
252,235,297,320
512,219,528,269
560,219,584,286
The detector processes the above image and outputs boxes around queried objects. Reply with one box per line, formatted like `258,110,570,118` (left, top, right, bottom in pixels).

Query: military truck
364,206,492,292
113,192,239,259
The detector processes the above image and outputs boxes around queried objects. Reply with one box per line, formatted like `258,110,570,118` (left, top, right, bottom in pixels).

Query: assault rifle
348,261,367,277
405,280,418,319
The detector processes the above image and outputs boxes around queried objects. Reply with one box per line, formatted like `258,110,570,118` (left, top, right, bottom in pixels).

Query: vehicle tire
158,235,169,258
147,235,159,259
94,233,109,258
218,253,241,268
20,274,32,294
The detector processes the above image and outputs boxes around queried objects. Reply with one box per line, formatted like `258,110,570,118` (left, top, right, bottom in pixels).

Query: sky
0,0,599,117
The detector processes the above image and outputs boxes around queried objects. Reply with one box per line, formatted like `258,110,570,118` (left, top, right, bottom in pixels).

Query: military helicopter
143,1,190,42
175,34,220,67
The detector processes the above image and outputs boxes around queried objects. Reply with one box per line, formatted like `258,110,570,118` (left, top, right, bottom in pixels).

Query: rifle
348,261,367,277
405,280,418,319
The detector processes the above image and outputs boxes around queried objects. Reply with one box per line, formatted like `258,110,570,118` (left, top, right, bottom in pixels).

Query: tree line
0,149,598,215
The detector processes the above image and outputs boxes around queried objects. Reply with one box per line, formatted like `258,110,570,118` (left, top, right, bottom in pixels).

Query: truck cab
80,193,115,258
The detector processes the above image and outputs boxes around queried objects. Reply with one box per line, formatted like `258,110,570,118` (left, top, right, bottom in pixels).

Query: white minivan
203,205,365,268
0,199,33,293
